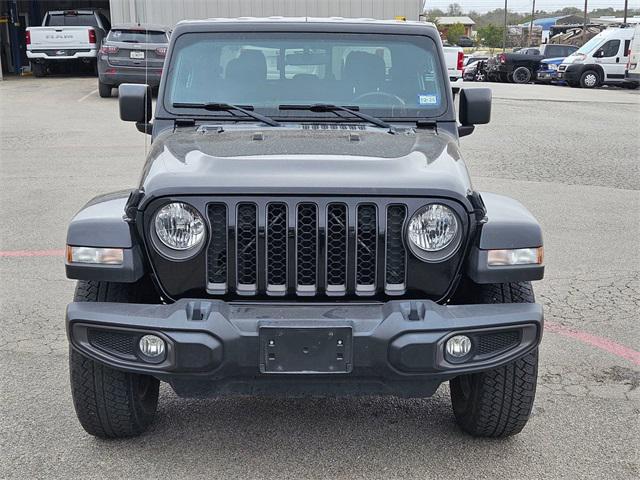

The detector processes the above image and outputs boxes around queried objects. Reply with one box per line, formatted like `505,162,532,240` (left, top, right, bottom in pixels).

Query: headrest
226,49,267,81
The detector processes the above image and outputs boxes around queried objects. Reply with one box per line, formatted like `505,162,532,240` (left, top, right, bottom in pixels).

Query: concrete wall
109,0,424,26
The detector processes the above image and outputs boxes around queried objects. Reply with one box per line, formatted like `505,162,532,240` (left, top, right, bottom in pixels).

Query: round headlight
407,204,461,262
153,202,205,252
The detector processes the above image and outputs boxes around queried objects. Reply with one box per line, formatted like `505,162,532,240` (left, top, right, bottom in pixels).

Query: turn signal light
66,246,124,265
487,247,543,266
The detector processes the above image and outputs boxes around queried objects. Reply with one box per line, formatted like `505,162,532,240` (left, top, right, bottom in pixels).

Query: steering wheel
353,91,406,107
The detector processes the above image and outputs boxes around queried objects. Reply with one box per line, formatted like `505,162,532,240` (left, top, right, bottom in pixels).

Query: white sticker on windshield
418,94,438,105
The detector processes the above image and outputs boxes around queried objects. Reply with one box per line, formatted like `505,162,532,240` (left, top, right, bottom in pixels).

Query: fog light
139,335,165,358
446,335,472,358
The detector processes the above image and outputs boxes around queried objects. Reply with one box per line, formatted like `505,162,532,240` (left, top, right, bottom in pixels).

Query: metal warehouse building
109,0,424,26
1,0,423,77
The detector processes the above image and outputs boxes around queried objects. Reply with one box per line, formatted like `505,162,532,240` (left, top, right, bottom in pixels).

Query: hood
138,125,473,208
541,57,564,65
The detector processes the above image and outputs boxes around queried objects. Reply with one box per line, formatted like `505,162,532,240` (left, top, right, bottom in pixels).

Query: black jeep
65,18,544,439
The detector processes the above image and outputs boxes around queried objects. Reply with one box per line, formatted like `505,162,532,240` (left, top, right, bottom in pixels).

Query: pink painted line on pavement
0,249,66,258
3,247,640,367
545,321,640,366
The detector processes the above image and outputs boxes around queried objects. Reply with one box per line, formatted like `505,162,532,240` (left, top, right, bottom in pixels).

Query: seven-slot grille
206,200,407,297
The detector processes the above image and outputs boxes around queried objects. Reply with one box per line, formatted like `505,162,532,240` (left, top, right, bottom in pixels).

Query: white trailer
109,0,424,26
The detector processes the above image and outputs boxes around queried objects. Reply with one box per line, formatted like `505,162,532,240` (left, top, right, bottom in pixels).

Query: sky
423,0,640,14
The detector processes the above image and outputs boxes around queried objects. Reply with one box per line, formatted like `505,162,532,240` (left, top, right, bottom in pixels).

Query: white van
558,27,639,89
626,25,640,82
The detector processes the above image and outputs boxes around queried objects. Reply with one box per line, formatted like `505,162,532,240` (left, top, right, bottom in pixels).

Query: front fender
467,192,544,284
65,191,145,282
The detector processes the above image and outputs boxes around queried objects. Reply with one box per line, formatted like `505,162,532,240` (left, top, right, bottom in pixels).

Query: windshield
108,29,167,43
46,13,99,27
165,32,446,119
572,35,603,55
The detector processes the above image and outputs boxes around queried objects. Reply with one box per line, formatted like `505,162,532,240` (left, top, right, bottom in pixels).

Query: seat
226,49,267,82
343,51,386,96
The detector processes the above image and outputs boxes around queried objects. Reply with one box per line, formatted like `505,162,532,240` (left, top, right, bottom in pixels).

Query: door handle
616,57,620,63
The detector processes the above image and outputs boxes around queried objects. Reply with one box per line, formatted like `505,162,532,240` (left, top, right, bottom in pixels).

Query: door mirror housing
119,84,153,134
593,49,604,58
458,88,492,137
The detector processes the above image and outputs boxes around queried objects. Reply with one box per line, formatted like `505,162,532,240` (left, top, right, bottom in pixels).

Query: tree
446,23,466,46
447,3,464,16
477,24,505,50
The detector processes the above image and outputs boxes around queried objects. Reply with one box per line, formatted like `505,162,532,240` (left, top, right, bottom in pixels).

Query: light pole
583,0,588,42
528,0,536,46
503,0,508,52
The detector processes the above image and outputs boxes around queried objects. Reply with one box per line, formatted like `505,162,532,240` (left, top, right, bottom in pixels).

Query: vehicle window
599,40,620,57
166,32,447,119
548,45,563,56
46,12,99,27
573,35,603,55
108,29,168,43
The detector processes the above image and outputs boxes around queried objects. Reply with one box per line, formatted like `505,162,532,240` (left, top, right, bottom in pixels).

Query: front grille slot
385,205,407,295
207,203,228,294
266,203,288,294
236,203,258,295
326,204,348,295
356,204,377,295
205,199,409,297
296,203,318,295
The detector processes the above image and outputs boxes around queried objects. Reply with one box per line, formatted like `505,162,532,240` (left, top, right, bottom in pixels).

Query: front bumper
67,299,543,397
556,64,581,83
536,71,557,82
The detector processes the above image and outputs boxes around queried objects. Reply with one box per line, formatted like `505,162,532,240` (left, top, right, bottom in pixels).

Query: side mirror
119,84,152,134
593,49,603,58
458,88,492,138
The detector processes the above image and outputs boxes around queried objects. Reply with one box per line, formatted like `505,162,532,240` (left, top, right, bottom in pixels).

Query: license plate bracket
259,326,353,374
130,50,145,59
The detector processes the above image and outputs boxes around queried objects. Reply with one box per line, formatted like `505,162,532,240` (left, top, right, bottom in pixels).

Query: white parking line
77,89,98,102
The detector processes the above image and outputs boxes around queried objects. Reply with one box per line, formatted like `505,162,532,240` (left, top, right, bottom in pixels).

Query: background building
109,0,424,26
518,14,586,43
434,15,475,37
1,0,423,76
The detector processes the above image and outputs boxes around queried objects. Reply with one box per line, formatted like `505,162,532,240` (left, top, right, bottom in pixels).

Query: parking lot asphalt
1,77,639,480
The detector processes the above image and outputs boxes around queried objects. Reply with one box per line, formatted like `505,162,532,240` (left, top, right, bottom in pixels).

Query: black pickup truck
487,43,578,83
64,18,545,439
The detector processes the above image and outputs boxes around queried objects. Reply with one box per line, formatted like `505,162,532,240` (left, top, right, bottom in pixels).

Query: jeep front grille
205,199,408,297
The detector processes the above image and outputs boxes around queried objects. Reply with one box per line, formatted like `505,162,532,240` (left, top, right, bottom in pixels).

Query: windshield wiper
172,102,281,127
279,104,394,132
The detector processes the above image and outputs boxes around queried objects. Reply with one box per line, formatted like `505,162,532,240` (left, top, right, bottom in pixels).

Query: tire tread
450,281,538,438
69,280,159,438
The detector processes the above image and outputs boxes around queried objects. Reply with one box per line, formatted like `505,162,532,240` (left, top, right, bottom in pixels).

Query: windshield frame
159,26,452,123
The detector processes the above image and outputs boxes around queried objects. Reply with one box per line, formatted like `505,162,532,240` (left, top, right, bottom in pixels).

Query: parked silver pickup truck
26,10,111,77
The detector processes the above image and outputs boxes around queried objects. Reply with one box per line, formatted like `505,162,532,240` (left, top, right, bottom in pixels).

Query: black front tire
69,280,160,438
579,70,600,88
450,282,539,438
98,81,112,98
